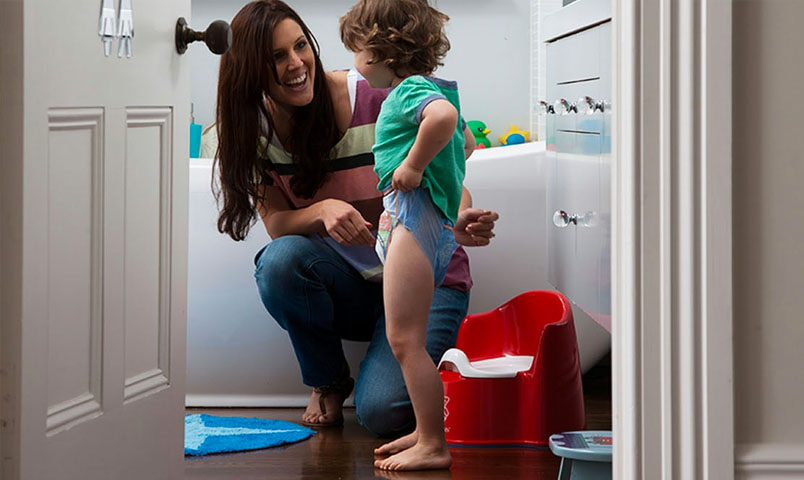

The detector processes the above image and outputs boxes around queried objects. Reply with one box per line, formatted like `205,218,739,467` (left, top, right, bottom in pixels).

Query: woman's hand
452,208,499,247
392,163,424,192
319,199,375,246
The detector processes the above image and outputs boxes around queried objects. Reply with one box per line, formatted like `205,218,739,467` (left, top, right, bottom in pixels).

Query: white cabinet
545,10,612,330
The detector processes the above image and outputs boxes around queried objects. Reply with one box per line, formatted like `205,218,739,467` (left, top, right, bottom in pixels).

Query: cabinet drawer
547,26,602,85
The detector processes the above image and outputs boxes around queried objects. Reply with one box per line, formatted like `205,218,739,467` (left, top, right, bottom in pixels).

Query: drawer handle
539,100,555,115
553,210,576,227
554,98,577,115
553,210,598,228
577,96,608,114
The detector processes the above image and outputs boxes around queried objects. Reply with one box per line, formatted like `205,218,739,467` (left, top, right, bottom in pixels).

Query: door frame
2,0,736,477
612,0,734,478
0,0,24,476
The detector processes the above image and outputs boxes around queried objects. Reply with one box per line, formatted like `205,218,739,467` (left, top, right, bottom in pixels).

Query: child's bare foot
373,468,453,480
374,442,452,471
374,430,418,455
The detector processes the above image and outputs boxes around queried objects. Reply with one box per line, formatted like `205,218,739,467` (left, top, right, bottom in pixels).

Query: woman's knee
355,388,414,437
253,235,314,307
255,235,306,274
254,235,314,284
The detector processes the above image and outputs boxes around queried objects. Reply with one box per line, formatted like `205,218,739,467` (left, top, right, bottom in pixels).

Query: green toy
467,120,491,149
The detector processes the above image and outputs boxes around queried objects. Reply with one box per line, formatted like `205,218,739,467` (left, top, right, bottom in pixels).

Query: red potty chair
438,290,586,447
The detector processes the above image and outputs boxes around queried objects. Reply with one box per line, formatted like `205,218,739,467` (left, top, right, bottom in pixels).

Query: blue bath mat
185,414,315,456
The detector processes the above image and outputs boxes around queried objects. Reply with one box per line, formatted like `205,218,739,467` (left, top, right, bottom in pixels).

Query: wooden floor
185,355,611,479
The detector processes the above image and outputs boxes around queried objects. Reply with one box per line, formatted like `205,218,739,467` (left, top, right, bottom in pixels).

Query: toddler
341,0,475,471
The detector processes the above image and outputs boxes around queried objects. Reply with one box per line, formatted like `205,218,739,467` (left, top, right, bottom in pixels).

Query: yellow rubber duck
498,125,530,146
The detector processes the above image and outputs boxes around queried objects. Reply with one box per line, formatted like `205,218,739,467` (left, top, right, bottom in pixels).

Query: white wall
733,0,804,475
190,0,531,146
434,0,531,144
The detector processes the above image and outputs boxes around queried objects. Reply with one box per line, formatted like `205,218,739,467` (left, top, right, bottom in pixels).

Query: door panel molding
124,368,169,404
46,393,102,436
612,0,734,478
736,444,804,478
45,108,104,436
122,107,173,404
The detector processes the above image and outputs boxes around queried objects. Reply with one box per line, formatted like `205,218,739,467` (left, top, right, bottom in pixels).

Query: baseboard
185,394,355,408
736,443,804,479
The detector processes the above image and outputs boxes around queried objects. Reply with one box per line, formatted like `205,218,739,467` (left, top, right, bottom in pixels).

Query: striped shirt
257,71,472,290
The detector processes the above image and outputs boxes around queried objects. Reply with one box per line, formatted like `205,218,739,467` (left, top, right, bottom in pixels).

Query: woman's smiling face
267,18,316,108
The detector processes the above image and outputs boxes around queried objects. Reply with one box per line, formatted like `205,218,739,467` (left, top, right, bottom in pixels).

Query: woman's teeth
286,73,307,88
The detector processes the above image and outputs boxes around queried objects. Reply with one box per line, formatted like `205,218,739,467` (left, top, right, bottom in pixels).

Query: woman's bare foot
301,389,344,427
374,430,418,455
374,441,452,471
301,366,354,427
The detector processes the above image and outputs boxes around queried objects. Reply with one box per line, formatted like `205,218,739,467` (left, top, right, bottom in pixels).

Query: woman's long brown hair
215,0,340,241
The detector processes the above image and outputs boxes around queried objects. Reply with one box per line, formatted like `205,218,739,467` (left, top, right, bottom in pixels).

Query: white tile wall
531,0,562,141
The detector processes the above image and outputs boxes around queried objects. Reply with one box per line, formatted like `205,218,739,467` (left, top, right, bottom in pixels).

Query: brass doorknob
175,17,232,55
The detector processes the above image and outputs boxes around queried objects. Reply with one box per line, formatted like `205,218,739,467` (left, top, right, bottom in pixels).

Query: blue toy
499,124,530,146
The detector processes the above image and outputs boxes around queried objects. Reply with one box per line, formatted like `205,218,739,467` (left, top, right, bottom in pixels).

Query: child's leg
375,226,451,471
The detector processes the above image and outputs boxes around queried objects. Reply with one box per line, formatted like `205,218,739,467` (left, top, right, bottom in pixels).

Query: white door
1,0,190,478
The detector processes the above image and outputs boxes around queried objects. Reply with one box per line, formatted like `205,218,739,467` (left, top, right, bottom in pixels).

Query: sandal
301,364,355,428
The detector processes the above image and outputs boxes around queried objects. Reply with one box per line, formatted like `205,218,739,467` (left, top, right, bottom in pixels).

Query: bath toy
467,120,491,148
499,124,530,146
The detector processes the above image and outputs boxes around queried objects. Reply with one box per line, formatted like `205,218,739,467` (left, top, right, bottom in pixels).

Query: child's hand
452,208,499,246
392,163,424,192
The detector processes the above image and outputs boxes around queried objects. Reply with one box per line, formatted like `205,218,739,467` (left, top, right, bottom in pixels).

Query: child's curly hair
340,0,450,77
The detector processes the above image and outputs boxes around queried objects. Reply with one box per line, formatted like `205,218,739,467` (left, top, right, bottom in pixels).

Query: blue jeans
254,235,469,437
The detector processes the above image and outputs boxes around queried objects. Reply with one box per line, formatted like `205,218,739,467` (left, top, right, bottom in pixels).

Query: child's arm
463,124,475,159
392,99,458,192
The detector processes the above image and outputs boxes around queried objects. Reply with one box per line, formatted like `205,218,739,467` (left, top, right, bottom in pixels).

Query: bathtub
186,142,610,407
186,158,369,407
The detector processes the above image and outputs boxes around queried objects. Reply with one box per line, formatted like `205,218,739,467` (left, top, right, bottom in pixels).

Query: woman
215,0,498,436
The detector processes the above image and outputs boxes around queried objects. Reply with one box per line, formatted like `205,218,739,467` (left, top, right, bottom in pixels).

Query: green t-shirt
372,75,466,224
